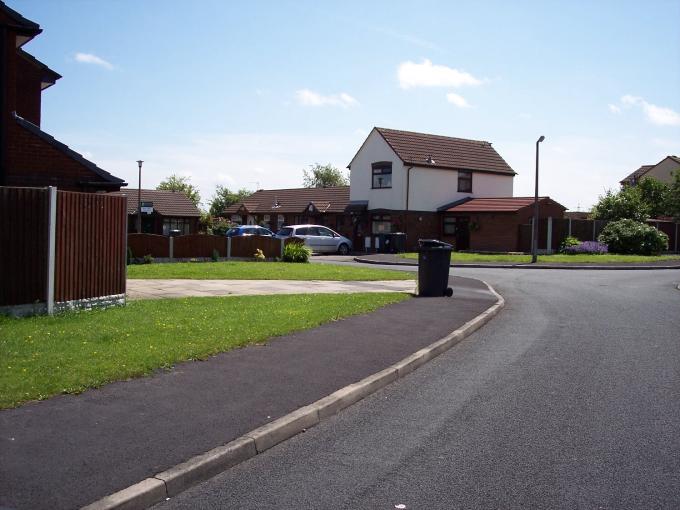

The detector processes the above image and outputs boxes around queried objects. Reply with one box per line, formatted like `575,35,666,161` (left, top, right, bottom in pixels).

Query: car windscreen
278,227,293,236
226,228,239,236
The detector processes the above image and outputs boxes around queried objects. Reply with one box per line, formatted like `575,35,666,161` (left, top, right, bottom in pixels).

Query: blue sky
14,0,680,210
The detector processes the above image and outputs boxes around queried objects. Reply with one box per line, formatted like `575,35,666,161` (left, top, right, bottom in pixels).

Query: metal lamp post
136,160,143,233
531,136,545,263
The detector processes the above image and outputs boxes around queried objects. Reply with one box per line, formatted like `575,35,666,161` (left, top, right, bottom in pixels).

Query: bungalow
620,155,680,187
222,186,351,237
111,189,201,235
0,2,126,191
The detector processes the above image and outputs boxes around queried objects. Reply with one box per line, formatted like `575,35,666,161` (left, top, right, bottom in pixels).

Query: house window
372,162,392,189
230,214,242,224
277,214,285,231
263,214,270,222
458,170,472,193
162,218,191,235
443,216,457,235
372,214,391,234
246,215,256,225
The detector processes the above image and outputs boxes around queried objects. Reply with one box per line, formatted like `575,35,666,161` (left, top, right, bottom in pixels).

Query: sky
13,0,680,211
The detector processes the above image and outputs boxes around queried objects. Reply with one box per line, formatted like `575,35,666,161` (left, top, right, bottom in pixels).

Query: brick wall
5,122,116,191
469,213,521,252
15,56,42,126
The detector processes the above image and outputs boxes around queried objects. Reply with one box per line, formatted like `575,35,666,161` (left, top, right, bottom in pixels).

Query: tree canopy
156,174,201,207
591,176,678,222
302,163,349,188
208,186,252,216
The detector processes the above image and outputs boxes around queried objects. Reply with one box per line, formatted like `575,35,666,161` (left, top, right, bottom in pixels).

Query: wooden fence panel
0,187,49,306
231,236,283,258
174,235,227,258
128,233,169,258
55,191,127,302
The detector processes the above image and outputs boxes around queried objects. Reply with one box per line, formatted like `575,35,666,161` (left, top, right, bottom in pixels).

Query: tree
302,163,349,188
636,177,670,219
208,186,252,216
157,174,201,207
591,186,649,222
665,170,680,221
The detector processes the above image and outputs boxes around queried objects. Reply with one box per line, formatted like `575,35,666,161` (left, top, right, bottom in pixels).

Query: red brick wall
469,213,521,251
5,122,119,191
16,56,42,126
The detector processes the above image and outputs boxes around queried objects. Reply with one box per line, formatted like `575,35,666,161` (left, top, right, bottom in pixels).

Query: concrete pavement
127,278,415,300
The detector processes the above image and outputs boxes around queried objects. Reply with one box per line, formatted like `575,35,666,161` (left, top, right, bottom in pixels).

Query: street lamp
531,136,545,263
136,160,143,233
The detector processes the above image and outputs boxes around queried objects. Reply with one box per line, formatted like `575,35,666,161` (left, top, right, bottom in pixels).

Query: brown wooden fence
0,187,127,315
127,234,303,260
518,217,679,253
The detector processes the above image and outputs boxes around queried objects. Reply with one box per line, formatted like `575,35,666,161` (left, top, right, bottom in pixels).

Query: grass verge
127,260,412,280
0,293,409,409
399,252,680,264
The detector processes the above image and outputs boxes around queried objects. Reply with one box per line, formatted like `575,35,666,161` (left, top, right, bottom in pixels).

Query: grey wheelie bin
417,239,453,297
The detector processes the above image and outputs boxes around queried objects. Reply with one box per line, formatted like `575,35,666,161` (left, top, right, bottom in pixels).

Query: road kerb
154,437,257,497
80,281,504,510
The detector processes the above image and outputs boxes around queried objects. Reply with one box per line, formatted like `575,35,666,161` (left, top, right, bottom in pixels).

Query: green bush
143,254,154,264
127,247,133,265
560,236,580,253
211,249,220,262
598,219,668,255
282,242,311,263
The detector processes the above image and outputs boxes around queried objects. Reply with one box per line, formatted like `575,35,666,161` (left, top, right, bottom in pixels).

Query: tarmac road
157,267,680,509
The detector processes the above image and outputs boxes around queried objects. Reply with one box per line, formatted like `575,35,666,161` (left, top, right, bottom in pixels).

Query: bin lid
418,239,452,250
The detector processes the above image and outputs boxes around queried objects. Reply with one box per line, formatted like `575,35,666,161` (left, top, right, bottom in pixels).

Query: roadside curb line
353,256,680,270
81,282,505,510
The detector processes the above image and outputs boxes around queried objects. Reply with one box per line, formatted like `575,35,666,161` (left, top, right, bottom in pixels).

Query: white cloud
608,104,621,114
74,52,114,70
295,89,358,108
397,59,482,89
445,92,470,108
618,95,680,126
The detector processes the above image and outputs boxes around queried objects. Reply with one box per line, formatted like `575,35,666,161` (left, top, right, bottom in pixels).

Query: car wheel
337,243,349,255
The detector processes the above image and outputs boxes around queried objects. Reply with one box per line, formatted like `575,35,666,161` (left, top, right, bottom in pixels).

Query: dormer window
372,162,392,189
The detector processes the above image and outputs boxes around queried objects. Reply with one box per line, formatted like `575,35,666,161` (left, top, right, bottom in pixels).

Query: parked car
225,225,274,237
275,224,352,255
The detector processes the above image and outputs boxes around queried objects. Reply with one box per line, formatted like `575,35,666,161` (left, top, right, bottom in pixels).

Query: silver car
275,224,353,255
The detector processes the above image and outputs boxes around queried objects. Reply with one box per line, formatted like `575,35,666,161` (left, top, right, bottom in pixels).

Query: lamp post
531,136,545,263
136,160,143,233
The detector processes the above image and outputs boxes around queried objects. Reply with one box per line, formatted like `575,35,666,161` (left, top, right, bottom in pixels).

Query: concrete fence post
227,237,232,259
675,222,679,253
280,238,285,259
169,236,174,260
530,217,535,254
46,186,57,315
546,217,553,254
592,220,597,241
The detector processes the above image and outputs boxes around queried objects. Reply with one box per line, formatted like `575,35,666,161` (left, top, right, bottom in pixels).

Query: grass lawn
127,260,412,280
0,293,409,409
399,252,680,264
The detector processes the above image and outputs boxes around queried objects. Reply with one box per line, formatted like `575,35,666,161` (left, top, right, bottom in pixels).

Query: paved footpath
127,278,415,300
0,276,496,510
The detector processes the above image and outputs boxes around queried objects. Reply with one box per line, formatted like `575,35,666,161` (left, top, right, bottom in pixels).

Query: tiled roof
111,189,202,217
13,113,126,186
0,1,41,32
620,165,653,185
373,127,516,175
223,186,350,215
445,196,564,213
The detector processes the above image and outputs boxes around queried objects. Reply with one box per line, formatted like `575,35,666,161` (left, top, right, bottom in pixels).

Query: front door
455,217,470,251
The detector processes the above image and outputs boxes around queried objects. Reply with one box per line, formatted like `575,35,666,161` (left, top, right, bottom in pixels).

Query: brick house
347,127,564,251
440,197,567,252
0,2,126,191
111,189,201,235
223,186,352,238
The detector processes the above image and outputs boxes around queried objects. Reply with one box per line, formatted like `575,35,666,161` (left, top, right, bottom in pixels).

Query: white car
275,224,353,255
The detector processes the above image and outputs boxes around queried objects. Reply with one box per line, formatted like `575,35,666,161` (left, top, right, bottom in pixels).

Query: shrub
211,249,219,262
143,254,154,264
560,236,580,253
598,219,668,255
563,240,608,255
253,248,266,261
282,241,311,263
127,247,134,265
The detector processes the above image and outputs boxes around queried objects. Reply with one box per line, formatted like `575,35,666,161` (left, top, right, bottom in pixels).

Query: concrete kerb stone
80,280,504,510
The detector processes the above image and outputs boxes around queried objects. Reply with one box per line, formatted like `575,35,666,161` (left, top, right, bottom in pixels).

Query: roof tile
223,186,349,215
111,189,201,217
